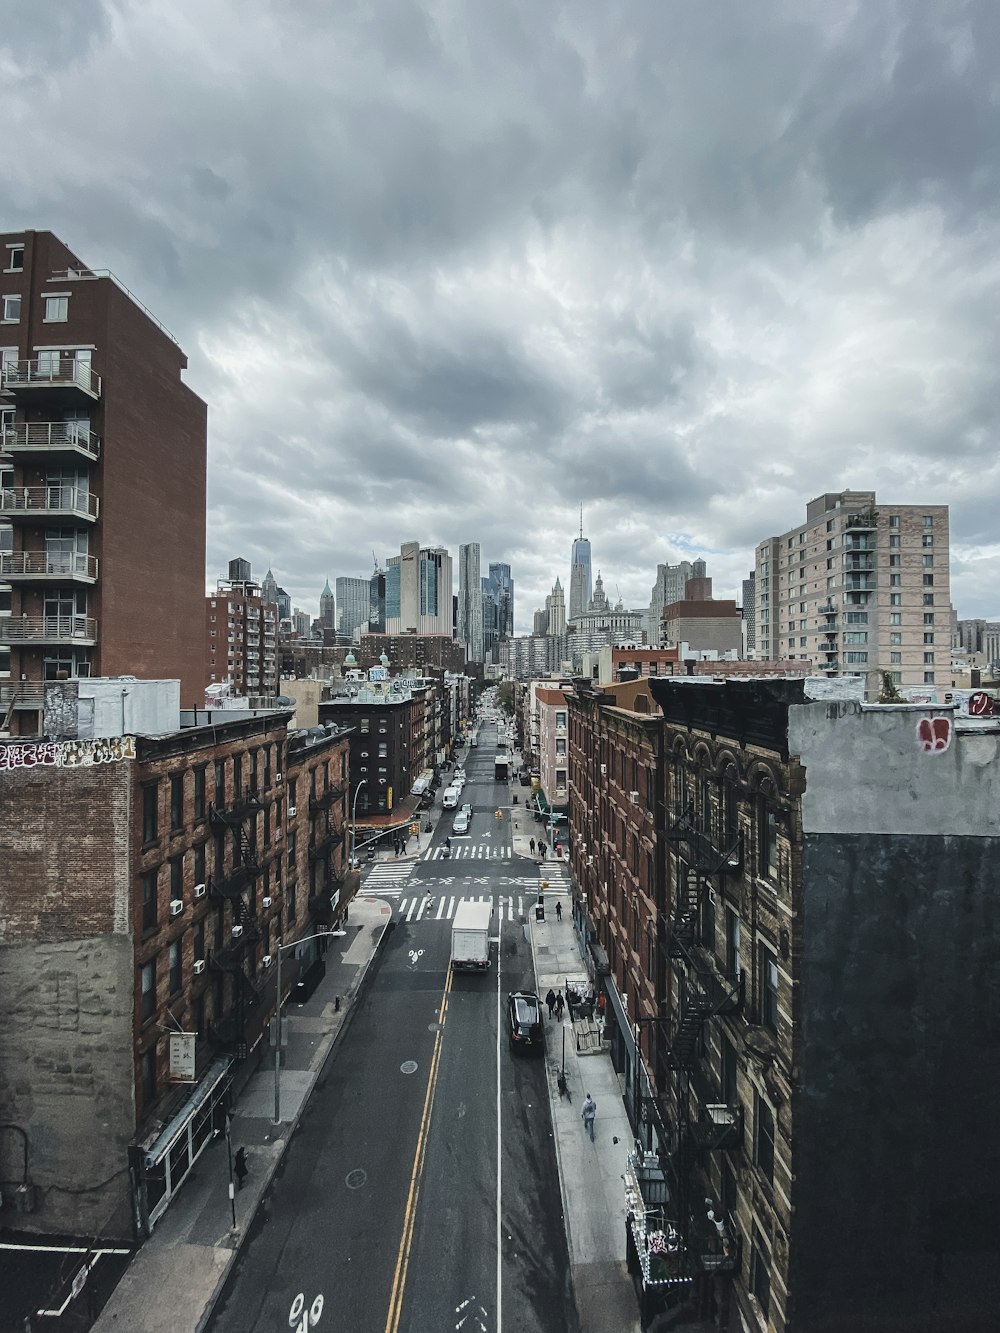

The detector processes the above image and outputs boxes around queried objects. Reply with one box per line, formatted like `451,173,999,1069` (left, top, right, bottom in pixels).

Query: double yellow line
383,964,453,1333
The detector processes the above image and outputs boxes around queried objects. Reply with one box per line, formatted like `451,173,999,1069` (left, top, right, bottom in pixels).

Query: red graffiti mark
917,717,951,754
969,692,994,717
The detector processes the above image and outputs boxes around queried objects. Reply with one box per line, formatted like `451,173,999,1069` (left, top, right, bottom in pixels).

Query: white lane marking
495,899,503,1333
405,897,419,922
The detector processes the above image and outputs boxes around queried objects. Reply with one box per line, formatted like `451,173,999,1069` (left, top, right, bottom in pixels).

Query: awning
589,938,611,976
142,1057,232,1169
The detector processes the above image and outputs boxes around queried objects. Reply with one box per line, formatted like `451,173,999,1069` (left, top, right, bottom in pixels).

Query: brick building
0,694,355,1241
568,675,1000,1332
358,632,465,673
0,230,207,733
206,563,279,697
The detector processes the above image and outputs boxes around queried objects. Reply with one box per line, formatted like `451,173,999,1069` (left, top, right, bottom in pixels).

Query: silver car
453,810,470,834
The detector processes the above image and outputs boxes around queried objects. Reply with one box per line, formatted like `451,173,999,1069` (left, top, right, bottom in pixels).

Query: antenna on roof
579,504,583,540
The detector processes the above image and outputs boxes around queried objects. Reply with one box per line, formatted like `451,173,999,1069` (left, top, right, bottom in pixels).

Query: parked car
507,992,544,1053
461,802,473,819
453,810,470,834
518,773,531,787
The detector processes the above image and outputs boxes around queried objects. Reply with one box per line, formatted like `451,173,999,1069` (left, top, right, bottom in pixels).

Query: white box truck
451,900,493,970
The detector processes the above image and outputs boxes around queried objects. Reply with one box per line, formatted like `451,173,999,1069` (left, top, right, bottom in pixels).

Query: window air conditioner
193,883,206,899
262,896,272,909
587,855,594,867
629,791,639,805
192,959,206,975
170,899,183,917
275,773,282,784
231,924,243,938
262,954,272,967
600,764,607,775
288,806,296,817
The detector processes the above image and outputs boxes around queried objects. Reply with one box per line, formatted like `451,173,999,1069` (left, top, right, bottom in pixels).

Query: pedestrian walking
581,1093,597,1142
540,842,547,860
530,838,536,855
555,900,562,921
555,989,565,1021
234,1146,249,1190
546,988,557,1019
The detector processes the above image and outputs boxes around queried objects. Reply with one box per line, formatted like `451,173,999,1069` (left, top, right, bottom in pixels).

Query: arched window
757,778,778,881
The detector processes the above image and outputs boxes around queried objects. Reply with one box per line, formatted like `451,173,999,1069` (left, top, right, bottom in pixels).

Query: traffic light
495,808,503,820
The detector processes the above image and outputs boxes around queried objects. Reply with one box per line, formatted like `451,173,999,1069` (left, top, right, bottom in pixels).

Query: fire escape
207,788,264,1059
644,800,745,1283
308,780,347,923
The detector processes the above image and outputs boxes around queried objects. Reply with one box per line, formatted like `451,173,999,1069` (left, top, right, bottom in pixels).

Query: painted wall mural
0,735,137,772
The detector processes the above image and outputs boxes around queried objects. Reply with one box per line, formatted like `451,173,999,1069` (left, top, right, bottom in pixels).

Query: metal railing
0,486,100,520
2,421,101,459
48,268,180,346
1,357,101,397
0,682,47,710
0,615,98,643
0,551,98,580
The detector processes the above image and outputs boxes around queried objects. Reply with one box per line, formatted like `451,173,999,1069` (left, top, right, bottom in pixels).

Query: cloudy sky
5,0,1000,630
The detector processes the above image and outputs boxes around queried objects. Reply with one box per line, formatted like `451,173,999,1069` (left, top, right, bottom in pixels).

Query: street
208,724,577,1333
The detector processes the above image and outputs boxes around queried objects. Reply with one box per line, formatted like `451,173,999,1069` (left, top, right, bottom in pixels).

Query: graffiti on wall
916,717,951,755
0,735,137,772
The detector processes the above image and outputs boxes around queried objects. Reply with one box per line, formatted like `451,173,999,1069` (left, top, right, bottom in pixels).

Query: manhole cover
345,1168,367,1190
400,1060,419,1074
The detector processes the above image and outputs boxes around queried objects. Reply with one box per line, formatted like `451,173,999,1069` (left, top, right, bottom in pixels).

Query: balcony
309,786,344,813
820,622,839,635
690,1102,744,1154
2,421,101,462
0,485,100,524
0,615,97,645
845,507,878,530
2,357,101,402
844,535,876,552
308,829,341,860
843,554,875,573
0,551,98,584
845,573,876,592
207,864,259,900
0,682,46,711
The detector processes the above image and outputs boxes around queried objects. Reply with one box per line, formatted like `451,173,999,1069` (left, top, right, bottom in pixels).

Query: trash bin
535,904,545,922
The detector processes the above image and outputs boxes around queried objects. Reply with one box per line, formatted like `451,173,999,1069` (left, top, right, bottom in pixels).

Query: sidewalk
90,896,393,1333
529,892,642,1333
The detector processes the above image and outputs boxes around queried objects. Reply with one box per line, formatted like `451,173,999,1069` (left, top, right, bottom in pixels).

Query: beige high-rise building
755,491,950,691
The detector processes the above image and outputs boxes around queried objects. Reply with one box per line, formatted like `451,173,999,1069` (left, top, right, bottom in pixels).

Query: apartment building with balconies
754,491,950,692
0,231,207,735
568,673,1000,1332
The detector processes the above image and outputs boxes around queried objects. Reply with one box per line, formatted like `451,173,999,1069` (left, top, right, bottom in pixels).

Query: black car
507,991,544,1054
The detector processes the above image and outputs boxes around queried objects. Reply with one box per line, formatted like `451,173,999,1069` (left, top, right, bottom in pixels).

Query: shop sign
169,1033,197,1083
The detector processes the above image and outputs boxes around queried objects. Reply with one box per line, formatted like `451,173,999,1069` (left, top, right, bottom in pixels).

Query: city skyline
8,5,1000,630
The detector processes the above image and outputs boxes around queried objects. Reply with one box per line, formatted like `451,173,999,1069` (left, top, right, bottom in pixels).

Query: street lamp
350,779,368,867
271,928,346,1125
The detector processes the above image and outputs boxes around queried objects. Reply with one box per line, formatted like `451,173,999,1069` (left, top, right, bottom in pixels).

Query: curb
193,902,395,1333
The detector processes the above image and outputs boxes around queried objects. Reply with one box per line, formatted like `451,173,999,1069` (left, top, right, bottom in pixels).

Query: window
755,1092,775,1183
193,917,205,963
890,651,902,665
170,857,183,902
168,939,182,995
889,554,901,567
142,783,158,843
923,652,935,665
287,880,296,924
846,612,868,624
170,773,184,831
751,1227,771,1318
889,515,900,528
378,743,388,758
726,908,741,980
890,574,901,587
701,881,715,950
1,295,20,321
844,651,868,664
6,245,24,272
214,759,225,805
287,830,296,874
141,1047,156,1105
924,612,935,627
760,944,778,1031
890,613,901,626
923,593,935,606
923,632,935,645
194,767,206,821
922,534,934,548
889,534,901,548
141,959,156,1022
891,594,902,607
759,800,777,880
890,632,901,646
844,632,867,644
924,671,936,684
142,870,158,929
44,294,69,322
922,555,934,569
923,574,934,587
923,515,934,528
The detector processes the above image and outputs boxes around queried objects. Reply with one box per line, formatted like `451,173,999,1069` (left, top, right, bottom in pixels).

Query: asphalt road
208,722,577,1333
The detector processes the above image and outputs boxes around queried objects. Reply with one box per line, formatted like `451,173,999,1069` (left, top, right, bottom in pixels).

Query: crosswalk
421,844,512,861
362,863,417,895
395,893,531,923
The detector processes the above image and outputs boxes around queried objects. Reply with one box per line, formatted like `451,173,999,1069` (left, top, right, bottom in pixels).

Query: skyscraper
336,576,370,641
488,562,514,639
385,543,453,635
369,566,386,632
457,543,484,662
319,579,336,630
261,567,278,608
569,509,592,623
649,559,705,645
546,577,567,635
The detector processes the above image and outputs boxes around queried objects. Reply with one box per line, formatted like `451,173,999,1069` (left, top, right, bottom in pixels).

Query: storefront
623,1150,692,1328
132,1056,233,1236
